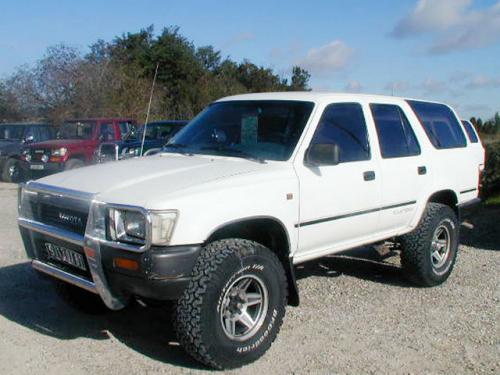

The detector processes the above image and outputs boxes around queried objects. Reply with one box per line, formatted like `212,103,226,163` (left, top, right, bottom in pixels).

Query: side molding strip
295,201,417,228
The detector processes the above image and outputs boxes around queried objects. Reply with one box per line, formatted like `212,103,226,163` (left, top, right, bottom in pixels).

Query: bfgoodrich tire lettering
399,202,459,286
174,239,288,369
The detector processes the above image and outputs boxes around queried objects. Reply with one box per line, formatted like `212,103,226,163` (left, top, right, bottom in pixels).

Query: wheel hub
220,274,268,341
430,224,451,269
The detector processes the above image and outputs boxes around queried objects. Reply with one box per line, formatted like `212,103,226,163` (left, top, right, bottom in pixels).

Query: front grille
27,190,91,236
32,149,50,161
39,203,88,235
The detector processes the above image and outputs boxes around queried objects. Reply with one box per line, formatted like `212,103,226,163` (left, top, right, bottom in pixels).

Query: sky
0,0,499,119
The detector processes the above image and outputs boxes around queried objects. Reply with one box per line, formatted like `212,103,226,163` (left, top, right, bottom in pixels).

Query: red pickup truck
23,118,135,176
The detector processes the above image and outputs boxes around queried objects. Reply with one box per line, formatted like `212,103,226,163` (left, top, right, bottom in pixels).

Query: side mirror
305,143,340,166
23,135,35,144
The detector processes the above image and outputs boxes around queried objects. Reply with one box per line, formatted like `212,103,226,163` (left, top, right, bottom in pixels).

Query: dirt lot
0,181,498,374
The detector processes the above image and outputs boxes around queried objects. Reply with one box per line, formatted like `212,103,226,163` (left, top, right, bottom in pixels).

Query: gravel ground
0,181,498,374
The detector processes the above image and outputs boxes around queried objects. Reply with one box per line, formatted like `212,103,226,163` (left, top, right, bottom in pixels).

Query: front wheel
2,158,23,183
399,203,459,286
174,239,288,369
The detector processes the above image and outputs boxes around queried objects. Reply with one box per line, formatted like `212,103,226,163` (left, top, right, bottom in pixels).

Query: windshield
58,121,95,140
0,125,25,140
164,100,314,161
143,123,180,140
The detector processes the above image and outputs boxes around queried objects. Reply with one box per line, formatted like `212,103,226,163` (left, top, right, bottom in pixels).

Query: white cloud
223,32,255,48
465,75,500,89
344,80,363,93
420,78,448,93
393,0,471,36
392,0,500,54
298,41,353,75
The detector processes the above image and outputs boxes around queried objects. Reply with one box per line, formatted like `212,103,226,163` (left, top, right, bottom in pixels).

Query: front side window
310,103,370,163
461,120,479,143
100,123,115,141
58,121,95,140
165,100,314,161
407,100,466,149
370,104,420,158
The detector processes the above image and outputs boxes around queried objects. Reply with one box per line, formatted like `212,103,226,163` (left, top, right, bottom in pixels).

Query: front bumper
18,183,201,310
26,161,65,177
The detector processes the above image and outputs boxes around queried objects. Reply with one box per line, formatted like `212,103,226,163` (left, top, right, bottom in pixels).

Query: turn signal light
113,257,139,271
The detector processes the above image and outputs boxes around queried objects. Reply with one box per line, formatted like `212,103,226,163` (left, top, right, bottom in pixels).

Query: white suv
18,92,484,369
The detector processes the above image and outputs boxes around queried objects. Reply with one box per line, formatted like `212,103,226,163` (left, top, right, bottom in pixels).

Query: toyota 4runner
18,93,484,369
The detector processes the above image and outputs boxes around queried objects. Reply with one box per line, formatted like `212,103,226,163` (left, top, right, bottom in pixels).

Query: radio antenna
140,62,159,156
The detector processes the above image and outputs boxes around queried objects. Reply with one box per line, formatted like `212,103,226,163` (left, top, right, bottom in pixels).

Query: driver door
294,102,382,261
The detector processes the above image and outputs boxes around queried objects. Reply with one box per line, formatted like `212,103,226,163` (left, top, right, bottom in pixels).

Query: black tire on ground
65,158,85,170
54,281,109,314
2,158,22,183
399,202,459,287
174,239,288,370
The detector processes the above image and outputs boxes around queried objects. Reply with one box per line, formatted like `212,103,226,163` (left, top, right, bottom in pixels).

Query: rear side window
461,120,479,143
407,100,466,149
370,104,420,158
311,103,370,163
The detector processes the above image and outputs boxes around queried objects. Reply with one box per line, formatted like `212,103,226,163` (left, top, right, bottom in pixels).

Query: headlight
52,147,67,157
126,147,140,157
107,207,177,247
22,150,32,162
108,208,146,245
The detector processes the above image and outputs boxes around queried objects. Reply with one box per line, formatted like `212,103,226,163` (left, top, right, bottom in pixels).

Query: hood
35,153,271,207
0,140,20,154
29,139,93,149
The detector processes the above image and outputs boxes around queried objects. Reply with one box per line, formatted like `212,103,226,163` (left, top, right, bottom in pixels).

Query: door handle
363,171,376,181
418,166,427,175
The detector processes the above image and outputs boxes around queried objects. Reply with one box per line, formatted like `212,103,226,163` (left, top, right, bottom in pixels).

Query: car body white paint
34,92,484,264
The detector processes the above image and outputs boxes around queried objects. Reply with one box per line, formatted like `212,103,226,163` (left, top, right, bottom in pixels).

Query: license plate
44,243,86,271
30,164,45,170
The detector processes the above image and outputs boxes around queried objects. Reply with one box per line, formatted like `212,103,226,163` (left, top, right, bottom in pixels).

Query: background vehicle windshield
58,121,94,140
0,125,25,140
165,100,314,161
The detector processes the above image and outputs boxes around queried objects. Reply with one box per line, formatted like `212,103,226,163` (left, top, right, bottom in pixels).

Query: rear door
294,102,382,261
368,102,424,235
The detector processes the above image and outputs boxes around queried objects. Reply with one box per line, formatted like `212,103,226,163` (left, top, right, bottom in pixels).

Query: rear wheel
174,239,287,369
65,158,85,170
399,203,459,286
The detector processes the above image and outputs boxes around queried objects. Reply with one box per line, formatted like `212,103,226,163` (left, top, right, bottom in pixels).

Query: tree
289,66,311,91
2,25,312,122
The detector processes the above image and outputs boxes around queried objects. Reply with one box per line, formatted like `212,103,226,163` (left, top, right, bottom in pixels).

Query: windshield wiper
200,146,266,163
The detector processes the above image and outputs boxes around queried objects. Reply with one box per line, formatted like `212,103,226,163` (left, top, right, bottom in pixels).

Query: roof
65,118,135,122
216,91,447,106
0,122,49,126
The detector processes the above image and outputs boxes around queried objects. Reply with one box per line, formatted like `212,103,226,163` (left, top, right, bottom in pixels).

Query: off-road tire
65,158,85,170
399,203,459,286
54,281,109,314
174,239,288,369
2,158,21,183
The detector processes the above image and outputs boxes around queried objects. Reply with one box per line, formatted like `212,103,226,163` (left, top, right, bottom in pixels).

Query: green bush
482,142,500,198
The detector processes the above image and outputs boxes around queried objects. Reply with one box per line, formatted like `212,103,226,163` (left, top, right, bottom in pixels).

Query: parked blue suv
95,120,188,163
